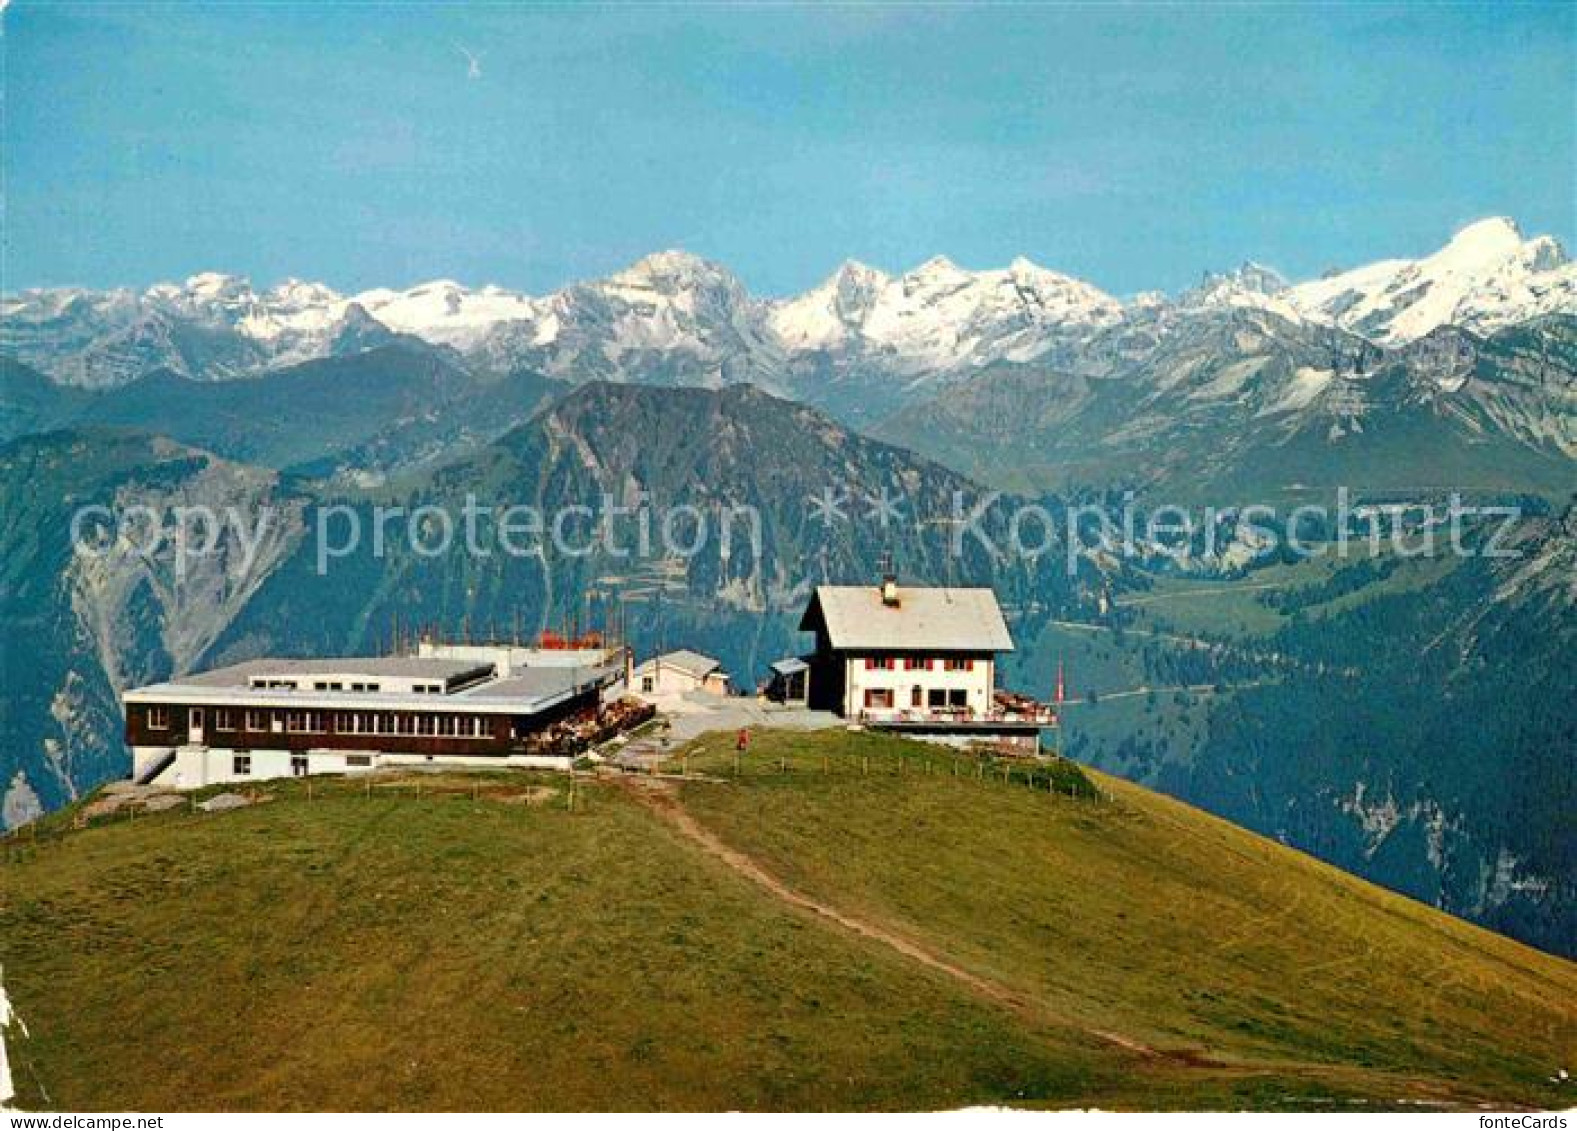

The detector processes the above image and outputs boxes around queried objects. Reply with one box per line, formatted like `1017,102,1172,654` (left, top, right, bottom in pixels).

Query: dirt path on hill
613,776,1155,1058
611,777,1529,1108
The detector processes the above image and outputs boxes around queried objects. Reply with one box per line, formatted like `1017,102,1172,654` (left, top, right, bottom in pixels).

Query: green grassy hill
2,729,1572,1111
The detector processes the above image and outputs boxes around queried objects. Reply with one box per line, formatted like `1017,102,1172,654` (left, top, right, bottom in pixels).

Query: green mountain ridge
1,380,1573,958
1,729,1572,1111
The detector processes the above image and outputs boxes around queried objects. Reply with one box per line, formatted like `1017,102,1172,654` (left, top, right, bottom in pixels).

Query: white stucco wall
131,745,571,790
843,656,994,719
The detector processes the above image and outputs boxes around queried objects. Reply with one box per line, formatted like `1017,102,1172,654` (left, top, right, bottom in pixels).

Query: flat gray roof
459,666,610,702
122,654,618,715
177,657,492,688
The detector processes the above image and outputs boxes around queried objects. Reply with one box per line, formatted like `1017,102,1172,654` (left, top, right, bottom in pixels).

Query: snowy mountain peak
767,261,891,351
265,278,344,309
1444,216,1524,256
183,271,252,299
1282,215,1577,343
1182,261,1295,315
1229,262,1289,295
831,259,890,287
5,216,1573,389
906,255,969,285
611,249,736,290
1524,235,1568,272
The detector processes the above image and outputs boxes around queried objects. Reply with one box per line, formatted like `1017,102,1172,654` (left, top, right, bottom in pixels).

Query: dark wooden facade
124,690,598,759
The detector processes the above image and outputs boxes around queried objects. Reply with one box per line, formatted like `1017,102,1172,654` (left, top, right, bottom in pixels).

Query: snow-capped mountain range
3,216,1573,392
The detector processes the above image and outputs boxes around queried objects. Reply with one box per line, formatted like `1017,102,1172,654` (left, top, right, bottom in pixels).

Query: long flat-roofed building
123,642,639,789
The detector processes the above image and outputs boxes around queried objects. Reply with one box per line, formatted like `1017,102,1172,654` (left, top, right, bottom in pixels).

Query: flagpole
1053,659,1066,759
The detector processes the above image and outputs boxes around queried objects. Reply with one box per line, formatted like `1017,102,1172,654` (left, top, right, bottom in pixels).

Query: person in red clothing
736,727,749,752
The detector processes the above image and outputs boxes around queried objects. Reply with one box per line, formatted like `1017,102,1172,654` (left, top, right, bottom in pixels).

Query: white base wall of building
129,745,572,790
844,658,995,718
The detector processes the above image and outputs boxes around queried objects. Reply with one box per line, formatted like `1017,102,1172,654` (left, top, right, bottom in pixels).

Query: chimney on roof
879,560,900,607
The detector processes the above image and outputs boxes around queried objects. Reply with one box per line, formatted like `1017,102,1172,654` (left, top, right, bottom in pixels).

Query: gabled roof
799,585,1014,653
769,657,809,675
635,649,724,680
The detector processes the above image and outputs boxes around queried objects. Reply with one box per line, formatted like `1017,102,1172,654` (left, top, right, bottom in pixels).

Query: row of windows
231,753,374,776
863,688,971,709
862,656,977,672
144,706,492,739
250,678,387,693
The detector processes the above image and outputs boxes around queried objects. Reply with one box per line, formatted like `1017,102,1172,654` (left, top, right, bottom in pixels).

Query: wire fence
2,750,1103,861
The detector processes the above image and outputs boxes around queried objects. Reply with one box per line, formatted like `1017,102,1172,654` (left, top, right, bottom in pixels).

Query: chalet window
398,714,417,736
948,689,968,707
641,675,655,692
146,705,169,730
214,708,234,731
944,658,974,672
365,683,380,693
286,710,312,733
437,714,456,737
903,656,930,671
928,689,947,709
233,754,251,776
865,657,895,671
244,708,269,732
911,687,923,708
346,754,371,768
417,714,437,736
863,689,894,709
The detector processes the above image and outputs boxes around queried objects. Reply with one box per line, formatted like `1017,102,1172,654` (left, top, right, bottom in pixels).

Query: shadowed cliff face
0,431,310,822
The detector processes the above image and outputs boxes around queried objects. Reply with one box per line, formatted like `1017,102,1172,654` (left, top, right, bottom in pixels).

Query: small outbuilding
765,657,811,706
632,650,731,697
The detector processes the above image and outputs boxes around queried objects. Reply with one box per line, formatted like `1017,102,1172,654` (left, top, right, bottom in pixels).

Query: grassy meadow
1,729,1572,1111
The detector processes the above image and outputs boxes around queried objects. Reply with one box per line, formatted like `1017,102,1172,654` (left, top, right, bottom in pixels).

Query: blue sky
6,3,1573,297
